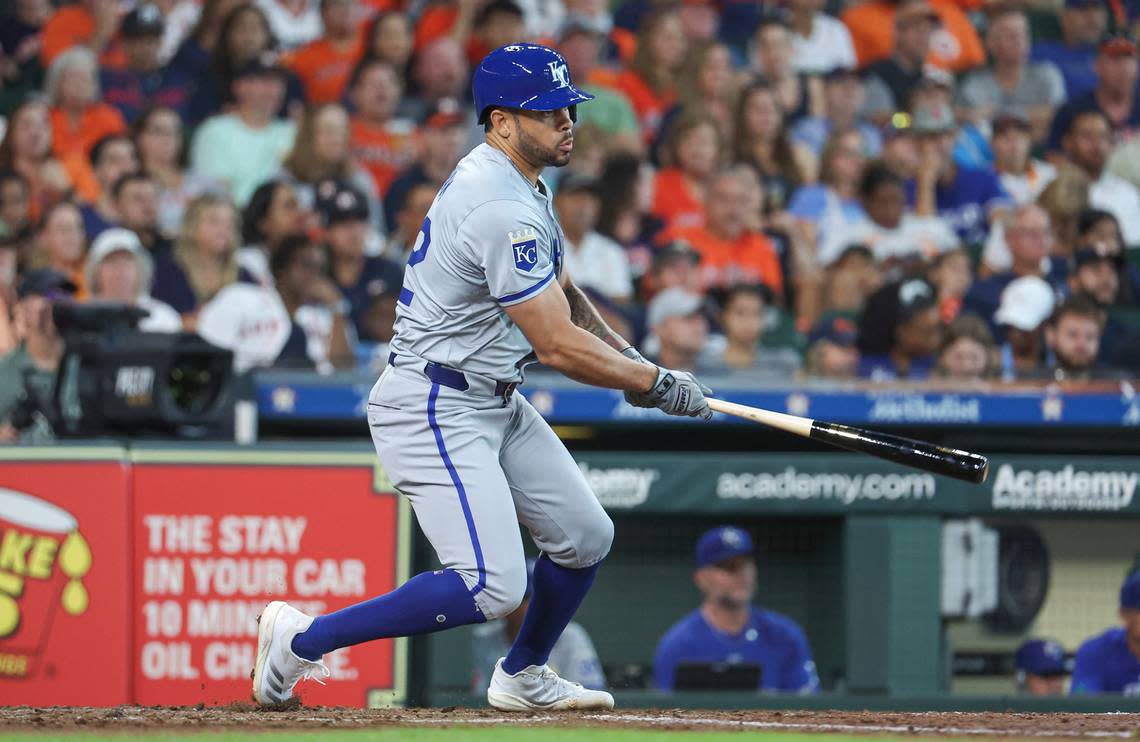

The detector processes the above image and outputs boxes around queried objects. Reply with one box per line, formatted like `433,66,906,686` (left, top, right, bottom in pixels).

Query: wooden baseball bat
707,399,990,484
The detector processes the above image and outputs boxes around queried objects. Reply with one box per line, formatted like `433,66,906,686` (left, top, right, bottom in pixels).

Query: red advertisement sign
131,461,405,707
0,458,132,705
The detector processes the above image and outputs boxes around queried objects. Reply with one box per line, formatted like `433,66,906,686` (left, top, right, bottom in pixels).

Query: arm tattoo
564,280,629,352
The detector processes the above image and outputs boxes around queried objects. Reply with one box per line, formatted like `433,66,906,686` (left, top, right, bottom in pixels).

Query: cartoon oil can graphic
0,488,91,678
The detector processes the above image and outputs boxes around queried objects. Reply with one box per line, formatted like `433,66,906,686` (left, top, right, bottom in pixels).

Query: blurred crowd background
3,0,1140,405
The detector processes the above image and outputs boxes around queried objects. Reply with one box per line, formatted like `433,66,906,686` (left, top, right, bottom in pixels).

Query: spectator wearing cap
787,0,856,75
255,0,321,52
908,100,1012,248
992,275,1055,381
472,557,606,693
857,278,942,380
280,102,385,238
281,0,364,105
113,171,173,257
270,234,355,373
1015,639,1068,696
804,314,859,379
750,17,813,122
31,202,88,298
1072,571,1140,694
383,97,468,230
151,193,250,323
85,227,181,333
1060,110,1140,246
132,106,228,239
318,178,404,341
348,59,418,199
860,1,938,123
190,53,297,207
654,526,820,693
556,19,641,153
554,174,634,303
992,110,1058,208
237,179,307,286
644,287,710,372
841,0,982,73
788,129,868,256
45,47,127,166
1047,34,1140,156
659,169,784,296
791,67,883,160
1031,0,1108,98
100,3,193,123
0,269,76,443
40,0,125,69
704,284,801,378
934,314,995,382
957,8,1065,145
78,133,139,241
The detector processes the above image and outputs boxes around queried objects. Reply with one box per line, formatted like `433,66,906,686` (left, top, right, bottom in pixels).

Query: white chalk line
403,712,1139,738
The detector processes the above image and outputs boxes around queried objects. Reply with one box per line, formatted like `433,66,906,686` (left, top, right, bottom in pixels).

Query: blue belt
388,352,518,402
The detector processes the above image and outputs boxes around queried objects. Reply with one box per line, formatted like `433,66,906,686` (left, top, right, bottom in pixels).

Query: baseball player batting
252,43,713,711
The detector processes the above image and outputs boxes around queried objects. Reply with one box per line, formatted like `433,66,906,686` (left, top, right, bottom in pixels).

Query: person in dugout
1071,571,1140,694
1014,638,1068,695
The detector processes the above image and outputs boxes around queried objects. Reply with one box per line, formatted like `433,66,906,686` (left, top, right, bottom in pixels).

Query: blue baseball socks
290,569,484,661
502,554,601,674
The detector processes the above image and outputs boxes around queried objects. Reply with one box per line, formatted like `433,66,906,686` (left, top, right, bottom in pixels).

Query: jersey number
407,217,431,267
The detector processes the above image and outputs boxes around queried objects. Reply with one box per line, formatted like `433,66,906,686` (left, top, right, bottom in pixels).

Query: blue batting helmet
472,43,594,124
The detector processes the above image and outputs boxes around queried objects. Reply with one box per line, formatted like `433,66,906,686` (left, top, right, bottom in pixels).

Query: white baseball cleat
251,601,330,706
487,657,615,711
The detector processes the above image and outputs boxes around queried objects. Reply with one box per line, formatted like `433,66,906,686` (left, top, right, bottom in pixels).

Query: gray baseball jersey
389,143,566,382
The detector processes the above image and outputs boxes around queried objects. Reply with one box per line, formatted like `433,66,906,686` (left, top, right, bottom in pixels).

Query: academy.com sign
716,467,936,505
992,464,1138,511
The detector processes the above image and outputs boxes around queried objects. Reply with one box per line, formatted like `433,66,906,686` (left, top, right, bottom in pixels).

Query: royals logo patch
510,229,539,272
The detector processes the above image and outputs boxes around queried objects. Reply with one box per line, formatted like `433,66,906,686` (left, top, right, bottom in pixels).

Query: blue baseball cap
1014,639,1067,676
695,526,753,568
1120,572,1140,609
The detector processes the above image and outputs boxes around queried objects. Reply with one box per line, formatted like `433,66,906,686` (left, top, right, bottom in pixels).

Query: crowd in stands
3,0,1140,410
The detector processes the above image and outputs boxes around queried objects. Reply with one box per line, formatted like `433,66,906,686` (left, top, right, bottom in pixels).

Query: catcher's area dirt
1,707,1139,737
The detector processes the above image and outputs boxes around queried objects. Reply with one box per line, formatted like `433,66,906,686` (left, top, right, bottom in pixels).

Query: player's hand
645,366,713,420
620,346,657,409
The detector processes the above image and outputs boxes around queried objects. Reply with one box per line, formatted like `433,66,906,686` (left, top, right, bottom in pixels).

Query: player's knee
479,564,528,620
572,512,614,568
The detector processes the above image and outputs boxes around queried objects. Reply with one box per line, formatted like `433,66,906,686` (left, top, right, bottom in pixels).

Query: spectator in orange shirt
659,168,785,296
45,47,128,164
348,58,418,197
0,100,73,221
40,0,123,68
842,0,984,73
601,8,687,144
652,113,724,231
733,82,815,214
282,0,364,105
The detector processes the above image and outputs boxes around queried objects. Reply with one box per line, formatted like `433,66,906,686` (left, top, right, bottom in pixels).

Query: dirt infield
2,706,1140,737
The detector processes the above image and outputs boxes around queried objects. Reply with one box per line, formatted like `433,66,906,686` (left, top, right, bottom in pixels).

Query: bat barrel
810,422,990,484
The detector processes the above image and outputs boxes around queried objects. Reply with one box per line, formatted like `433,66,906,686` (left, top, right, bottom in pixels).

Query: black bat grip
809,422,990,484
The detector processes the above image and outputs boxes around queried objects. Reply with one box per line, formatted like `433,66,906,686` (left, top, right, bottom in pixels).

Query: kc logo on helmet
547,61,569,88
510,229,539,272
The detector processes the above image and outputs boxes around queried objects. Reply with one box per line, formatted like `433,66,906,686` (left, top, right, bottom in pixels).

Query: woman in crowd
133,106,225,238
857,277,943,380
362,12,414,77
650,113,723,231
281,103,384,236
0,100,73,221
788,128,868,252
595,152,662,281
935,313,996,382
237,178,307,285
733,83,814,214
31,202,87,295
44,48,126,168
752,19,815,121
604,9,688,144
85,228,182,332
927,247,974,322
658,41,739,147
709,283,801,377
151,193,248,324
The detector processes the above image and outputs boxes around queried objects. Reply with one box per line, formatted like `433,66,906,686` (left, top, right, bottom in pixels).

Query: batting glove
645,367,713,420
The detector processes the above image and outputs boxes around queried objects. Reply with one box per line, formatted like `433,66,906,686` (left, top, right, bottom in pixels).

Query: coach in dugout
1014,639,1068,695
653,526,819,693
1071,572,1140,694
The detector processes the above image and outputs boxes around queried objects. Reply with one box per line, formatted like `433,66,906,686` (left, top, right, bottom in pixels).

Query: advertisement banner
0,451,131,705
130,453,408,708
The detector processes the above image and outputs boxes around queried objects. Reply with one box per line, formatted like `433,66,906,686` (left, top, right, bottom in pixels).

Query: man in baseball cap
653,526,819,692
1015,639,1068,695
645,287,708,372
1071,572,1140,694
992,275,1055,381
102,3,192,122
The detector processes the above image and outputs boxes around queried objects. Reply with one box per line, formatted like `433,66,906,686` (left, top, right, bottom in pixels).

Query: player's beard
516,121,571,168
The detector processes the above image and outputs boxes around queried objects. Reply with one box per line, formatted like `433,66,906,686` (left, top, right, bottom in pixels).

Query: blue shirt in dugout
1071,628,1140,695
653,607,819,692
